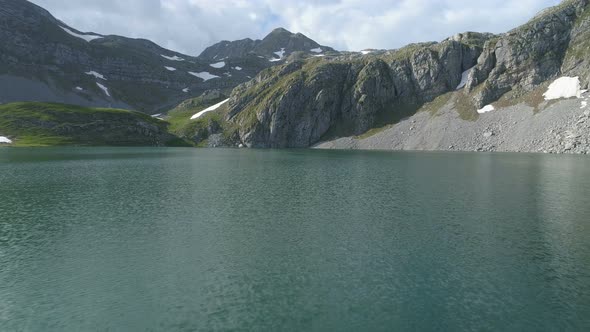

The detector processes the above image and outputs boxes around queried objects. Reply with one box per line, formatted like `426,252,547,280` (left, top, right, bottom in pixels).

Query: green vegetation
233,58,356,134
0,102,187,147
493,83,559,113
453,91,480,121
233,63,305,130
564,7,590,63
516,0,579,31
421,92,454,116
166,97,239,146
381,43,437,63
347,100,424,140
459,32,496,49
355,125,392,140
166,97,215,136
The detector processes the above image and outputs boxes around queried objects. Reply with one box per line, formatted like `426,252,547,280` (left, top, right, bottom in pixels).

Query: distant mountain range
1,0,590,153
0,0,337,114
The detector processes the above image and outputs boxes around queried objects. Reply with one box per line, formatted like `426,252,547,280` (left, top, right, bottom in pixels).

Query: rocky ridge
224,32,494,147
217,0,590,153
199,27,337,61
466,0,590,108
0,0,334,114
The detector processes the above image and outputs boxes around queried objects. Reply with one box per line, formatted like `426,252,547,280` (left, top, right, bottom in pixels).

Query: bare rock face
223,0,590,149
226,36,491,148
466,0,590,108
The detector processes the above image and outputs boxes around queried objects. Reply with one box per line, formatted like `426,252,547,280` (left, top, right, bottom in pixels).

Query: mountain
3,0,590,153
221,32,494,147
0,0,336,115
199,27,337,61
199,0,590,153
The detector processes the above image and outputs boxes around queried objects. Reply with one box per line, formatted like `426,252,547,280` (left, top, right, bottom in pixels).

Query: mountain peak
256,27,335,58
268,27,293,36
199,27,336,61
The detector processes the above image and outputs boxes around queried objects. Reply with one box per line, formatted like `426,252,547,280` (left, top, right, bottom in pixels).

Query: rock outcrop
223,0,590,149
315,94,590,155
226,33,492,147
466,0,590,108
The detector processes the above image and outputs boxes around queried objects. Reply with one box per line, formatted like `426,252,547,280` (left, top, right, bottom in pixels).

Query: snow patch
164,66,177,71
161,54,185,61
234,66,243,71
270,48,286,62
60,26,102,42
191,99,230,120
456,67,474,90
85,71,106,80
0,136,12,144
313,54,326,57
360,50,373,55
210,61,226,68
188,71,219,81
543,77,583,100
182,88,189,93
274,48,286,58
582,101,588,109
477,105,495,114
75,86,83,91
310,47,323,53
96,82,110,97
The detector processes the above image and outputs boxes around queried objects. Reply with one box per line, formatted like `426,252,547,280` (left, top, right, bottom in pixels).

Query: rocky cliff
225,33,493,147
221,0,590,150
4,0,590,153
466,0,590,108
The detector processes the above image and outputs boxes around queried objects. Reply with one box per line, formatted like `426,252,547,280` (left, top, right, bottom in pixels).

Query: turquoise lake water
1,148,589,331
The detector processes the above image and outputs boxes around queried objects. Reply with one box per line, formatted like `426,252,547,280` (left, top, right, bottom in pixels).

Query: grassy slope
166,96,238,147
0,102,188,147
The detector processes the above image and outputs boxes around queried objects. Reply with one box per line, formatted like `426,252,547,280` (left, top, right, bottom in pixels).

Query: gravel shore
315,94,590,154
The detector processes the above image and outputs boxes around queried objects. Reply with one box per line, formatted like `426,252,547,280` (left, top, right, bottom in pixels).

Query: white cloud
266,0,561,51
29,0,561,55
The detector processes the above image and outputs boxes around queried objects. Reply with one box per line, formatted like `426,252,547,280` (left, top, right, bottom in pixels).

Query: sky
29,0,562,56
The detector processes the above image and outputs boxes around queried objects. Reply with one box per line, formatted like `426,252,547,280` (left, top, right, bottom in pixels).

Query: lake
1,148,589,331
